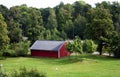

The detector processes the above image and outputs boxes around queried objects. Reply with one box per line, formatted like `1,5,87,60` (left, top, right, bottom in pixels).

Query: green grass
0,54,120,77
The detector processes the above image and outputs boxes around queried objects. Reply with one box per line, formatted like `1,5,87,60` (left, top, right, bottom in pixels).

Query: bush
11,67,46,77
1,41,31,57
0,72,8,77
2,50,16,57
6,41,31,57
83,39,97,53
0,52,5,60
66,36,83,54
14,41,30,56
0,67,8,77
66,41,74,53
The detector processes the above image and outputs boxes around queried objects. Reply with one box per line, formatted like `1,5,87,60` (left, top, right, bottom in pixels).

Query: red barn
30,40,70,58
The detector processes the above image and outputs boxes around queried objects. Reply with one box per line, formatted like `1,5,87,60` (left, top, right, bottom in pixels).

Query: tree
7,19,23,43
66,36,83,54
83,39,97,53
106,31,120,57
74,14,87,39
40,8,50,27
55,3,73,38
46,8,57,29
0,5,9,21
25,8,43,43
74,36,83,54
64,20,73,39
66,41,74,53
0,13,10,51
73,1,91,19
85,7,114,55
110,2,120,33
96,1,120,33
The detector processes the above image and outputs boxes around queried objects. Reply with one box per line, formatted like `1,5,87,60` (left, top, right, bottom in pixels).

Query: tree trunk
98,41,103,55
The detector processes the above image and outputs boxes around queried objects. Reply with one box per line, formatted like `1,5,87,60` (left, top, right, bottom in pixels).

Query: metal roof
30,40,65,51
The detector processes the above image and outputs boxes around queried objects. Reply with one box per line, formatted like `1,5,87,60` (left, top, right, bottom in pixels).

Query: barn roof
30,40,65,51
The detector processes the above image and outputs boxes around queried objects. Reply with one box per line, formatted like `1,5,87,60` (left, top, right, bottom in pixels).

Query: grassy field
0,54,120,77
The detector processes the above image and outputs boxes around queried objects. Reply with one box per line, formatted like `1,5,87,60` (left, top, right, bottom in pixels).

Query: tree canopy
0,1,120,56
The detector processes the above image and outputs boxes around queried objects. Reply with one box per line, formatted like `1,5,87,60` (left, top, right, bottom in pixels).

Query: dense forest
0,1,120,57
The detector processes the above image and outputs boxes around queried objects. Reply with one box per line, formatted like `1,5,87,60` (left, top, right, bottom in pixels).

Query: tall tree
0,13,9,51
7,19,23,43
73,1,91,19
0,5,9,21
55,3,73,38
46,8,57,29
110,2,120,33
85,7,114,55
25,8,43,43
40,8,50,27
96,1,120,33
74,14,87,39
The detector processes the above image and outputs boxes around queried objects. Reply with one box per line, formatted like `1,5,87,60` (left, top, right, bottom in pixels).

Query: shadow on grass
31,54,119,65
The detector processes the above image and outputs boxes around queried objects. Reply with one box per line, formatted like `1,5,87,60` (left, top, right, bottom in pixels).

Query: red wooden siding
59,42,70,57
31,50,58,58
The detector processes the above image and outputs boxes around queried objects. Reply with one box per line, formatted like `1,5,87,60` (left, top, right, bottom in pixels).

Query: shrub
7,41,31,57
83,39,97,53
11,67,46,77
66,41,74,53
2,41,31,57
0,67,8,77
15,41,30,56
0,72,8,77
2,50,16,57
66,36,83,54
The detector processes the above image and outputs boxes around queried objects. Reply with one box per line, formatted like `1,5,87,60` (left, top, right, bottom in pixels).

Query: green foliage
0,5,9,21
66,41,74,53
7,19,23,43
107,31,120,57
96,1,120,33
0,1,120,57
46,8,57,29
13,41,30,56
11,67,46,77
74,15,87,39
24,8,43,43
0,67,46,77
0,72,8,77
83,39,97,53
0,13,10,53
85,7,114,55
74,36,83,54
3,41,31,57
66,36,83,54
2,49,16,57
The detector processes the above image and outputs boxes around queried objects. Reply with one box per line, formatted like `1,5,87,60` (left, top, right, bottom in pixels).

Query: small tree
66,36,83,54
73,36,83,54
83,39,97,53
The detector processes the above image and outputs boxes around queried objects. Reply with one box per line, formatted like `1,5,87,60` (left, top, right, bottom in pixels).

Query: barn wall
59,42,70,57
31,50,58,58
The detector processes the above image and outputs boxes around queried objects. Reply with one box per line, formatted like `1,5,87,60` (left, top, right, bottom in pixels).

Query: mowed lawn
0,54,120,77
